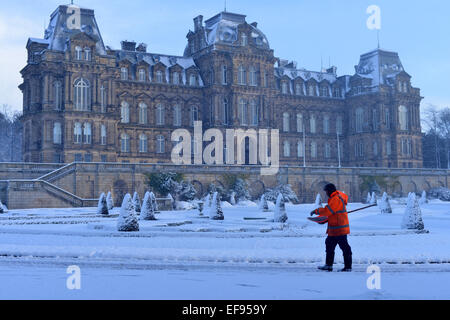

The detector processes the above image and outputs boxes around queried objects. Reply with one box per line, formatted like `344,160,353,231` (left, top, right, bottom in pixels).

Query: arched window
386,140,392,156
320,86,328,97
100,85,107,113
296,83,303,95
308,84,316,96
297,141,304,158
238,66,246,85
173,105,181,126
281,82,288,94
355,107,364,133
310,115,316,134
121,67,128,80
336,116,343,135
297,114,304,133
121,101,130,123
54,81,62,111
101,124,107,145
222,65,227,85
249,67,257,86
189,74,197,86
324,143,331,158
156,135,165,154
250,100,258,126
139,69,146,82
53,122,62,144
121,133,130,153
156,71,163,83
311,141,317,158
75,46,82,60
190,106,199,126
283,141,291,157
399,105,408,130
223,98,229,125
84,47,91,61
323,115,330,134
74,78,91,111
139,134,148,153
241,33,248,46
172,72,179,85
74,122,82,144
156,104,165,125
138,102,148,125
83,123,92,144
239,99,248,125
283,113,290,132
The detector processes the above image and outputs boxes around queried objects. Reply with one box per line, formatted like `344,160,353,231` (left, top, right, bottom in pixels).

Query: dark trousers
325,235,352,268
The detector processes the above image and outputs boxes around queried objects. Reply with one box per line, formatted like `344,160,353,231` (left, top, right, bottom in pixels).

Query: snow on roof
275,65,338,84
355,49,404,86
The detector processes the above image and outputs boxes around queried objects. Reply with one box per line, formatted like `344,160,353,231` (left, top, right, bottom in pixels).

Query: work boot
318,265,333,272
339,267,352,272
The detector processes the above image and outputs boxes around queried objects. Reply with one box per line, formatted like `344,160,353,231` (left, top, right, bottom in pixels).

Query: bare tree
422,105,441,168
438,107,450,169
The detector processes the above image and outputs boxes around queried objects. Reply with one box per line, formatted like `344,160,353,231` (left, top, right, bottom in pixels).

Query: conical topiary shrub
274,193,288,223
132,192,141,213
379,192,392,214
106,192,114,211
402,193,425,231
117,194,139,232
97,193,109,216
210,192,224,221
141,192,156,221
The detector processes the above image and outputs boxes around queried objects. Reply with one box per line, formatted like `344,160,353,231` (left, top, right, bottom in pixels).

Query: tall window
222,65,227,85
74,78,91,111
54,81,62,111
121,133,130,153
263,72,268,87
156,135,165,153
320,86,329,97
296,83,303,96
84,48,91,61
241,33,248,46
297,141,304,158
75,46,82,60
333,87,341,98
156,71,163,83
373,141,378,156
250,100,258,126
139,134,148,153
386,140,392,156
156,104,165,125
121,101,130,123
373,108,379,131
121,67,128,80
190,106,199,126
283,113,290,132
139,69,146,82
311,141,317,158
385,108,391,129
83,123,92,144
283,141,291,157
399,105,408,130
336,116,343,135
173,105,181,126
308,85,316,96
324,143,331,158
310,115,316,134
53,122,62,144
355,107,364,133
101,125,107,145
139,102,148,125
172,72,179,85
249,67,257,86
74,123,82,144
223,98,229,125
323,115,330,134
239,99,248,125
238,66,246,85
296,114,304,133
189,74,197,86
281,82,288,94
100,85,107,113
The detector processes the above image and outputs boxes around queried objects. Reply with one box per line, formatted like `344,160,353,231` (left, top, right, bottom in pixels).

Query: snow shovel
307,204,377,221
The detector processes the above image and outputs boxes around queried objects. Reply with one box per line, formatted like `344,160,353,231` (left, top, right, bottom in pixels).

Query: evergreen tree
419,191,428,205
366,192,372,204
314,193,323,209
402,193,425,230
274,193,288,223
379,192,392,214
106,192,114,211
117,194,140,232
210,192,224,220
141,192,157,221
0,200,4,214
370,192,377,205
97,193,109,216
132,192,141,213
150,192,159,213
259,194,269,212
230,192,236,206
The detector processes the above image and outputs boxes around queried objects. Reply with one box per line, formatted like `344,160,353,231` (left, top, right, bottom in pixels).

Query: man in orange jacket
309,184,352,272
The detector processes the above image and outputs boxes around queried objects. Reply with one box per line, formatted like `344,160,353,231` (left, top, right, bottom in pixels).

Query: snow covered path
0,199,449,299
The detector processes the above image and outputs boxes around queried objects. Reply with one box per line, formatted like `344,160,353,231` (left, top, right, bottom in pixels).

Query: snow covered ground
0,199,449,300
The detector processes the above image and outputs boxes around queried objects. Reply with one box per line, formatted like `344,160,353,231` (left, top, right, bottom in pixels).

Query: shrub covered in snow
132,192,141,213
366,192,372,204
145,172,197,202
313,193,323,209
209,192,224,220
229,192,236,206
150,192,159,212
106,192,114,211
0,200,5,214
370,192,377,205
232,178,251,202
97,193,109,216
259,194,269,212
419,191,428,205
428,188,450,202
264,184,299,204
274,193,288,223
402,193,425,230
379,192,392,214
117,194,139,232
141,192,156,221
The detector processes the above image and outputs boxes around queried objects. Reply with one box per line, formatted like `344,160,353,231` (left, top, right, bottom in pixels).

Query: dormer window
121,67,128,80
333,87,341,98
189,74,197,86
173,72,180,85
84,48,91,61
156,71,163,83
75,46,82,60
281,82,288,94
295,83,303,96
138,69,146,82
320,86,328,97
308,85,316,96
241,33,248,46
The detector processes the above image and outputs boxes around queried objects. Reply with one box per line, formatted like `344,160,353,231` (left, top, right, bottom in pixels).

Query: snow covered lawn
0,199,449,299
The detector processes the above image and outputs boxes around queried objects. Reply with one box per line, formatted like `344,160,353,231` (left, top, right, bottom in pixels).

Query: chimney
136,43,147,53
121,40,136,51
194,15,203,32
326,66,337,75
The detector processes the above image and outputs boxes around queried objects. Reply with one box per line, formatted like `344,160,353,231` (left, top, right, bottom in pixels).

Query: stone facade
20,5,423,169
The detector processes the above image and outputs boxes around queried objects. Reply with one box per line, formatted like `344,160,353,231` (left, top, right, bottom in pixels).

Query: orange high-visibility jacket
310,191,350,237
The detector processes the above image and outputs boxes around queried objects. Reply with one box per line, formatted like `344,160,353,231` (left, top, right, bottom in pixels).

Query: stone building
20,5,423,169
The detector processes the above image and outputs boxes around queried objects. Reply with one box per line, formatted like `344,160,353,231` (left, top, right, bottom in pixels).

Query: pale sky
0,0,449,114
